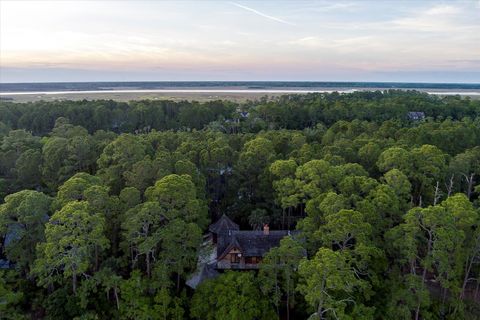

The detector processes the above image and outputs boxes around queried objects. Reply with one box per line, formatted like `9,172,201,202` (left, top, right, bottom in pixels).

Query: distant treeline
1,90,479,135
1,90,480,319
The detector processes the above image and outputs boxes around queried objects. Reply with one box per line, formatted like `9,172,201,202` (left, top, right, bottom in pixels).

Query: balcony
216,261,259,270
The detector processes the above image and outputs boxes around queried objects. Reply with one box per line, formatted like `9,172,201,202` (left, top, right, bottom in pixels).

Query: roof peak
208,214,240,234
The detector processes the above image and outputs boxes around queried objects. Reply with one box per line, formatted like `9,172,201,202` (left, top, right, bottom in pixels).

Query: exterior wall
216,248,261,269
217,261,259,269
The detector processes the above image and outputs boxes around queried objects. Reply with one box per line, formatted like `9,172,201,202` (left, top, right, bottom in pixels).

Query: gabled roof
208,214,239,234
217,236,242,260
217,230,292,259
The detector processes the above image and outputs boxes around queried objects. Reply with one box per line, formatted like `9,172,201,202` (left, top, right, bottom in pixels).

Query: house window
230,253,241,264
245,257,261,264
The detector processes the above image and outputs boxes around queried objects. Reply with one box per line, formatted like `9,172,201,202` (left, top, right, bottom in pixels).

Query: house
0,223,24,270
407,111,425,121
239,111,250,118
186,214,293,288
209,214,291,270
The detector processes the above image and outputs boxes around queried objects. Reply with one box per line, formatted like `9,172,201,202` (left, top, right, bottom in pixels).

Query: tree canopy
1,91,480,319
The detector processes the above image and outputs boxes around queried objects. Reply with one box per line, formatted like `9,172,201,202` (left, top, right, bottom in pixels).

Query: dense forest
1,90,480,319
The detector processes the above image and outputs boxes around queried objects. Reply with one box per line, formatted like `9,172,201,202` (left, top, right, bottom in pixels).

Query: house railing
217,261,259,269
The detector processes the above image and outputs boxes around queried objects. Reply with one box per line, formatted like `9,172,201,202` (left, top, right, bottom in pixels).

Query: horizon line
1,80,480,85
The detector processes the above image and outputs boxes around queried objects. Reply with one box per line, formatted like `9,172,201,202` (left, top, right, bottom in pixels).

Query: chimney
263,224,270,235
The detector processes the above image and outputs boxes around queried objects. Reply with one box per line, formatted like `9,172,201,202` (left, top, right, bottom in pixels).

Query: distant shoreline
1,88,480,96
2,82,479,102
1,81,479,92
0,88,480,96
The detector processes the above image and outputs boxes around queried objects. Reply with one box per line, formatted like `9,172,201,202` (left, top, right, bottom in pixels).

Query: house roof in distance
407,111,425,120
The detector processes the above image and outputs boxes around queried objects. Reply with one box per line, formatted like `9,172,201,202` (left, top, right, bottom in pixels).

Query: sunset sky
1,0,479,83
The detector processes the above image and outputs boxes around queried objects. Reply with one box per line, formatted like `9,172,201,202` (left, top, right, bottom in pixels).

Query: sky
0,0,479,83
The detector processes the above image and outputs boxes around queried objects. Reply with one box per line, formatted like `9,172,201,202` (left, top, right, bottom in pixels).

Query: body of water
1,81,479,96
1,89,480,96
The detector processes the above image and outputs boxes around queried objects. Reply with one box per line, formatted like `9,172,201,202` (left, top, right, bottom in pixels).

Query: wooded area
1,90,480,319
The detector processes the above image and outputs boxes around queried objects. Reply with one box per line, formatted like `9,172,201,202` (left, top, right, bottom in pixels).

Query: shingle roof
208,214,239,234
217,230,291,259
3,223,23,248
0,259,12,269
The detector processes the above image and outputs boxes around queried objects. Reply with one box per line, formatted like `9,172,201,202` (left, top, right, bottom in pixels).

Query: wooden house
187,214,293,288
210,215,290,270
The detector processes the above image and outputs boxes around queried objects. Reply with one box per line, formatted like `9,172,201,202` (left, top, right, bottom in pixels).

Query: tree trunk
317,301,324,320
466,173,474,200
433,181,440,205
274,267,280,316
286,275,290,320
114,287,120,310
95,245,99,271
177,273,181,292
415,230,432,320
286,293,290,320
446,174,454,197
288,207,291,230
72,272,77,295
442,286,447,305
146,252,151,278
475,279,479,300
460,256,474,300
316,279,326,320
131,245,135,269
